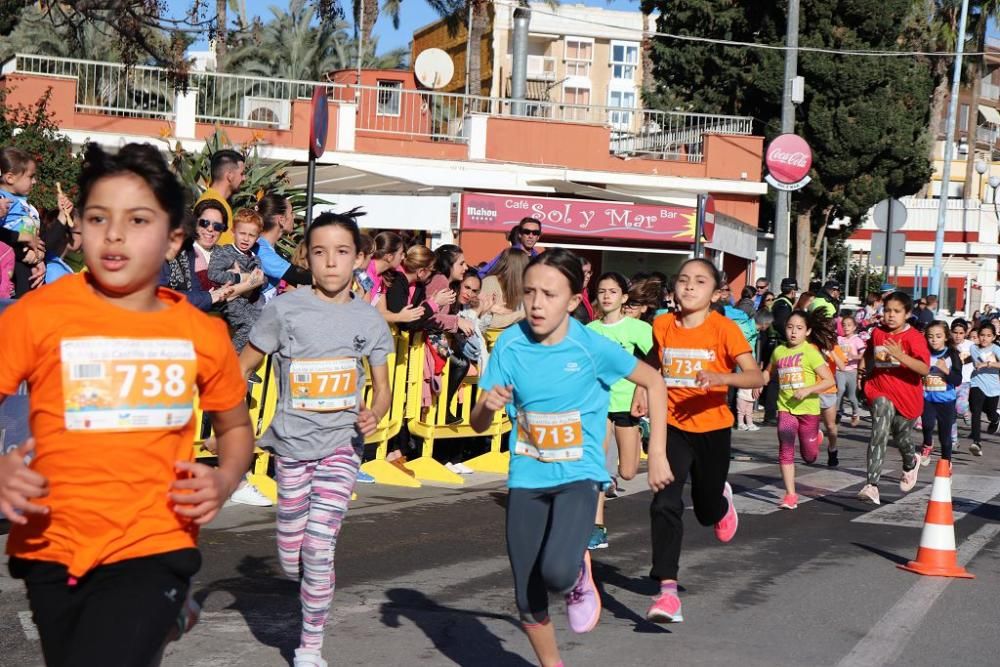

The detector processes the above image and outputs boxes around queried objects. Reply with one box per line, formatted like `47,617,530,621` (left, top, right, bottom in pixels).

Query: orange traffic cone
898,458,974,579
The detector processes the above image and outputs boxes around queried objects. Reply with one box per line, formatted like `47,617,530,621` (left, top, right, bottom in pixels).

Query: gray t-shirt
249,288,393,460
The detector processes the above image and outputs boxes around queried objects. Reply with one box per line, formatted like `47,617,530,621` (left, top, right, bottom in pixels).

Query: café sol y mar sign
764,133,812,192
461,193,697,243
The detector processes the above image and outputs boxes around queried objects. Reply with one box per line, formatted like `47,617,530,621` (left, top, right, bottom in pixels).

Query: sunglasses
520,228,541,237
198,219,227,233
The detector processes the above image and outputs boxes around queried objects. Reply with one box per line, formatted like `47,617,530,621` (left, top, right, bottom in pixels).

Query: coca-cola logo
765,134,812,184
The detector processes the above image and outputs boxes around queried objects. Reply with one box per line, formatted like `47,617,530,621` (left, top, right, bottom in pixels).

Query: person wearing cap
810,280,841,318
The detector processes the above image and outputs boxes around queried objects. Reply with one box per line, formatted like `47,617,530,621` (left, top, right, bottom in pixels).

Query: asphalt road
2,420,999,667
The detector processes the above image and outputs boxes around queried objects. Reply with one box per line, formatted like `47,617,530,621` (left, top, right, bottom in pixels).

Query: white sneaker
737,424,749,431
899,455,921,493
857,484,881,505
445,462,461,474
746,424,761,432
229,481,273,507
293,648,328,667
454,462,475,475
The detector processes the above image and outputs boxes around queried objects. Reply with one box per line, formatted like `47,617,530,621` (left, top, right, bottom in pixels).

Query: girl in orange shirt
639,258,764,624
0,143,254,667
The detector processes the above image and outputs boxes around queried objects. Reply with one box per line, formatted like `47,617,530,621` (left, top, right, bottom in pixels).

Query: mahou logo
765,134,812,184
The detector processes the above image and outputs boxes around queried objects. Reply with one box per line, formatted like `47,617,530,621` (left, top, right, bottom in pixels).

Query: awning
527,179,691,205
285,164,439,195
979,104,1000,126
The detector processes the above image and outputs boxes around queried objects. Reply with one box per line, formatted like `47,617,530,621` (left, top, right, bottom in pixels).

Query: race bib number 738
61,338,196,432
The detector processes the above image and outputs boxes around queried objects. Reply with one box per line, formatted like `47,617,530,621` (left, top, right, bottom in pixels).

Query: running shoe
293,648,328,667
605,477,621,499
587,525,609,550
746,423,761,432
857,484,881,505
714,482,738,543
827,449,839,468
899,454,921,493
970,442,983,456
247,371,263,385
646,588,683,624
989,420,1000,435
565,551,601,633
737,424,749,431
356,469,376,484
229,481,273,507
920,446,932,467
779,493,798,510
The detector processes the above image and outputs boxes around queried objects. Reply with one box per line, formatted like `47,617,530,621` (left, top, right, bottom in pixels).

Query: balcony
1,53,754,165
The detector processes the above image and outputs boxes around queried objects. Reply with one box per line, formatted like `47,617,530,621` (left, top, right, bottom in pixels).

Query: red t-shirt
864,324,929,420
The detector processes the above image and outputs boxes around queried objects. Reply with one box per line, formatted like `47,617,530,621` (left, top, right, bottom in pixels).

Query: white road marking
836,523,1000,667
852,473,1000,527
18,611,38,641
734,468,869,515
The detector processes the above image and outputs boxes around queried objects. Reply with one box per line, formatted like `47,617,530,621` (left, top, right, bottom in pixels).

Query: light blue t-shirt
254,235,290,303
480,318,638,490
970,344,1000,397
44,256,74,284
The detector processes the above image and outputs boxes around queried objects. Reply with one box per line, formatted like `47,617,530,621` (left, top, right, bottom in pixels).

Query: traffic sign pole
694,194,707,257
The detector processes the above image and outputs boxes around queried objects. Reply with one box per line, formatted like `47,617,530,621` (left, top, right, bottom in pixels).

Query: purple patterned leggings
276,447,360,650
777,411,821,465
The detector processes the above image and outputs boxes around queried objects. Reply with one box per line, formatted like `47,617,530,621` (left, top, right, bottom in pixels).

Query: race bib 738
61,338,196,432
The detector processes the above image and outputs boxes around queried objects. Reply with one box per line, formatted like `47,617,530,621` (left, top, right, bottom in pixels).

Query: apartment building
413,2,648,121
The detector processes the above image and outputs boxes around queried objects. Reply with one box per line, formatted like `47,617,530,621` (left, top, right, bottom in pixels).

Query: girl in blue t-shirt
921,321,963,464
969,322,1000,456
471,249,668,667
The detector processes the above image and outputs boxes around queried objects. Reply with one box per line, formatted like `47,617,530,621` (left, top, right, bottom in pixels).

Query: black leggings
506,480,600,624
650,426,731,581
921,399,956,460
10,549,201,667
969,386,1000,443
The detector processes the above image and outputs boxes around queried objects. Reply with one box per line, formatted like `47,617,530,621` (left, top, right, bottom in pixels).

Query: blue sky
168,0,642,54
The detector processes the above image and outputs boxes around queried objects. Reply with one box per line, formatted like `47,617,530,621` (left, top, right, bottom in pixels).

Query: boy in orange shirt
0,143,254,667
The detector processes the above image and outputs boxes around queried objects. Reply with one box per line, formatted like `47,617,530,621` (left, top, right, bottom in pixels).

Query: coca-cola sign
765,133,812,185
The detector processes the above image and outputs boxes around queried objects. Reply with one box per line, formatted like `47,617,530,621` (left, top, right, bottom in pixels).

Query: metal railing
5,53,755,161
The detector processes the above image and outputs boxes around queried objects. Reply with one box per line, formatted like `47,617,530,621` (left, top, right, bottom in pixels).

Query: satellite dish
415,48,455,90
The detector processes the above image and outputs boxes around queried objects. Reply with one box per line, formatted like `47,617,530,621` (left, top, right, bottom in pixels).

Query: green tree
0,87,82,212
222,0,407,80
645,0,936,284
0,5,130,63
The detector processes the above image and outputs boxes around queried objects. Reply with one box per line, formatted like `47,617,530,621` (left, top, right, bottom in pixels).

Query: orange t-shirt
653,311,753,433
0,273,247,577
822,346,846,394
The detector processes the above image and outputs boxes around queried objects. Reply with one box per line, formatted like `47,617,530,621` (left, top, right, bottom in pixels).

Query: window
608,89,636,128
376,80,402,116
564,86,591,121
565,38,593,78
611,42,639,80
960,103,970,132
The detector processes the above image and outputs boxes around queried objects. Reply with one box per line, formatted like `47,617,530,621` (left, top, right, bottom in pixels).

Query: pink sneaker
714,482,738,542
920,446,932,466
899,453,921,493
565,551,601,633
646,588,684,623
779,493,798,510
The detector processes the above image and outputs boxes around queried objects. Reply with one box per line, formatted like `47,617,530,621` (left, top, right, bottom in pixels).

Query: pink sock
660,580,678,595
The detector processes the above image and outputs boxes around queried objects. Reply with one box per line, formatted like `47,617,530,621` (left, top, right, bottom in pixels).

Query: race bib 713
515,410,584,462
61,338,196,432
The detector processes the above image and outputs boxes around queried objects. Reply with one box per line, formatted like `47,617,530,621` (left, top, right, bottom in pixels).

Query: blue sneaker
356,469,376,484
587,525,608,550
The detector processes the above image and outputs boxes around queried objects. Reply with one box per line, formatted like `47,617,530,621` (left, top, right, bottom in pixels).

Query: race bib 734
61,338,196,432
661,348,715,388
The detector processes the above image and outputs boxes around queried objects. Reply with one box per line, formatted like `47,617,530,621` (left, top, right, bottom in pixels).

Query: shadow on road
379,588,533,666
194,555,302,665
591,561,671,634
851,541,909,566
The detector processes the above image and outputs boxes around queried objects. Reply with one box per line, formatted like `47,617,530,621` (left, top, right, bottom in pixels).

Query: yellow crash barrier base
463,450,510,475
640,449,648,461
361,459,422,488
405,456,464,485
248,471,277,503
352,492,357,501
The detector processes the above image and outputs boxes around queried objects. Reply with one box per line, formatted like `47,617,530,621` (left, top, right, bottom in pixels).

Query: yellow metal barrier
359,329,421,488
462,328,512,474
402,333,511,483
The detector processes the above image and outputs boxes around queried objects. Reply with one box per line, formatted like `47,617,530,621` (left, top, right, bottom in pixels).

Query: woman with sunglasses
192,199,229,291
161,209,234,311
